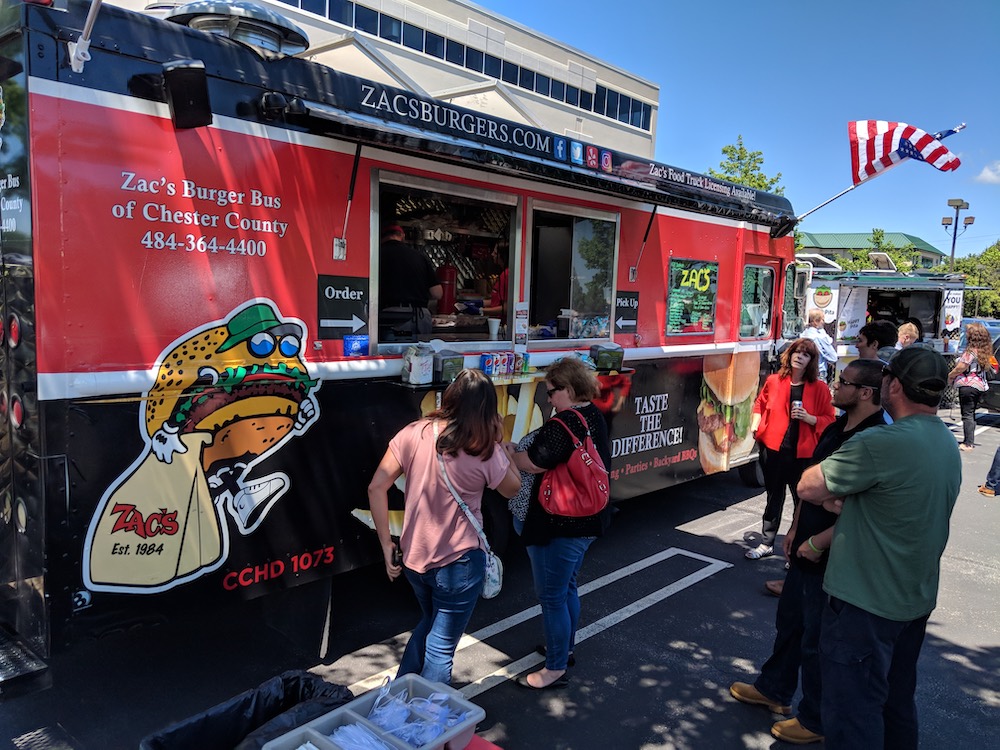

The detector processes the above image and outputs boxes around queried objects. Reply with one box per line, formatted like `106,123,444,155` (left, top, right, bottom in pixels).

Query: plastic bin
139,670,353,750
263,674,485,750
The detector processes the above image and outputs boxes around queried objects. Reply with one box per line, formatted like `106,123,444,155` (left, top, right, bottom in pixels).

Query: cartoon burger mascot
84,302,320,593
696,351,759,474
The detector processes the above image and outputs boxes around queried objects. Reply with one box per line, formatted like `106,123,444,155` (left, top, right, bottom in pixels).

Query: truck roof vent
165,1,309,56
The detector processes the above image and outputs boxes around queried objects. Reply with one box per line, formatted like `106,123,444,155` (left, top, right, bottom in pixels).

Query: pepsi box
343,335,368,356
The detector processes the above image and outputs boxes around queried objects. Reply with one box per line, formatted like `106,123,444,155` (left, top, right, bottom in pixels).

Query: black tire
737,458,765,488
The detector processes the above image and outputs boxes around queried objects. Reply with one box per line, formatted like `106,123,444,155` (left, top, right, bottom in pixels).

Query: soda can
521,352,530,373
479,353,494,376
791,400,803,414
513,352,525,374
498,352,510,375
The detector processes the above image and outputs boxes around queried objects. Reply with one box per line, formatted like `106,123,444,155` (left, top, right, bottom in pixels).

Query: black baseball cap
883,347,948,399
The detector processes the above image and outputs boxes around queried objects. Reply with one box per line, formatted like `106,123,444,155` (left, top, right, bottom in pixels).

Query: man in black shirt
378,225,442,340
730,359,888,744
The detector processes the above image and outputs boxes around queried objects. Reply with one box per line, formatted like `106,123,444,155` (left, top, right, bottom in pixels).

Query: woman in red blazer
746,339,835,560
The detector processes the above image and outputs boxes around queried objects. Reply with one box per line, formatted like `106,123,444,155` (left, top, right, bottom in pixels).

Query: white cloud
975,161,1000,184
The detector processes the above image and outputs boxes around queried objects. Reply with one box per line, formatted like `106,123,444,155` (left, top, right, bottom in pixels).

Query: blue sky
480,0,998,263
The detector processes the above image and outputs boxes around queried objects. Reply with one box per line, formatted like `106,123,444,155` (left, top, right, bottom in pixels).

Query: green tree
836,229,918,272
708,135,784,195
952,241,1000,318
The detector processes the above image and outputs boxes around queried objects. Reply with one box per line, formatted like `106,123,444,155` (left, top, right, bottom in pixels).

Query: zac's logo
83,301,321,593
109,504,180,538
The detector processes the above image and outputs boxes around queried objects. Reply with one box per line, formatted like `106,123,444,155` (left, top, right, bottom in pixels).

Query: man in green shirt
798,347,960,749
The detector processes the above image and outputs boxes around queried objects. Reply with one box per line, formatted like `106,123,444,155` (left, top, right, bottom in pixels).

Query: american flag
848,120,962,185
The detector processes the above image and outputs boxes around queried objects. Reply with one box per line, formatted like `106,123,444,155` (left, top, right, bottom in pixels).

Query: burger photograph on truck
696,352,760,474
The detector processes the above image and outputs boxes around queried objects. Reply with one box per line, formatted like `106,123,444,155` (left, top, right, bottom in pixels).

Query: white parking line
347,547,731,698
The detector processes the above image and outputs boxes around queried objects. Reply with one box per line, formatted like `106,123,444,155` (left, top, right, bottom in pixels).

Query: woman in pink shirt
368,369,521,684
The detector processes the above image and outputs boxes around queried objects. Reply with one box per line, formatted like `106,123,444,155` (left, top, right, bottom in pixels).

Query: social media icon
553,137,568,161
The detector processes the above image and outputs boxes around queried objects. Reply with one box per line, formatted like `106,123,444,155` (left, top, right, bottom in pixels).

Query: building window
551,80,565,102
501,60,519,84
379,14,401,44
617,94,632,124
354,4,377,35
579,90,593,111
519,68,535,90
425,31,445,59
593,85,607,116
328,0,353,26
565,85,579,107
484,54,502,79
301,0,326,17
402,22,423,51
534,73,551,97
445,39,465,66
465,47,484,73
641,102,652,130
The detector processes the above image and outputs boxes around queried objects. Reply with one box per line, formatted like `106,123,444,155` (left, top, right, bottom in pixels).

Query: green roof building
798,232,945,269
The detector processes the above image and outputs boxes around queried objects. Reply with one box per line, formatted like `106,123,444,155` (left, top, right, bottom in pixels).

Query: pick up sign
615,291,639,333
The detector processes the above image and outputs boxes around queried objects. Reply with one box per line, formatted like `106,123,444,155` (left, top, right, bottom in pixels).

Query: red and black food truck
0,0,798,686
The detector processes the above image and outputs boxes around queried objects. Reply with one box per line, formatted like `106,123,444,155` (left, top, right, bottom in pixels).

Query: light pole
942,198,975,272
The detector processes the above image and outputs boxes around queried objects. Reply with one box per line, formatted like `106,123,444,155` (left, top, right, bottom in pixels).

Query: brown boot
771,717,824,744
729,681,791,715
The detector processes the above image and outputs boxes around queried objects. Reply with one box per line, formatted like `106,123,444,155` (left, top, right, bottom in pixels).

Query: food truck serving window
529,206,617,340
740,266,774,339
376,175,515,348
666,259,718,335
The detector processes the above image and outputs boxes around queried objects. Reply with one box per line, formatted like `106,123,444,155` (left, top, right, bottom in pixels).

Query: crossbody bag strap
433,421,492,555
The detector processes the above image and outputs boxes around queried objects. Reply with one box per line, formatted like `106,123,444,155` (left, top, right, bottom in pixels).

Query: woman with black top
511,357,612,690
747,339,835,560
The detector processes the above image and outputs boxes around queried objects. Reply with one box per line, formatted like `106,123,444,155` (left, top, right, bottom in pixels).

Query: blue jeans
820,597,928,750
985,445,1000,490
754,566,826,734
397,548,484,685
525,536,594,670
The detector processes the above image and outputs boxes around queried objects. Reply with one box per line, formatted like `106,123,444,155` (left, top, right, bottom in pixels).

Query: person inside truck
378,225,443,341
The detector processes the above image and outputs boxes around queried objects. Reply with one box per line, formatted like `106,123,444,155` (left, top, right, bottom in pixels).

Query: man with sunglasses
797,347,960,749
731,359,888,744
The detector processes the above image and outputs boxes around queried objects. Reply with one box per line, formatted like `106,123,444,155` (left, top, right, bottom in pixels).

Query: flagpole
795,184,858,223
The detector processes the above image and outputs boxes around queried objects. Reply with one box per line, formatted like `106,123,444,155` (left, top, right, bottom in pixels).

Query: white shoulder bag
433,421,503,599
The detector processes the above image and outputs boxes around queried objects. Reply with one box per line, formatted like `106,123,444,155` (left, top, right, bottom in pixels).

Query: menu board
666,259,718,334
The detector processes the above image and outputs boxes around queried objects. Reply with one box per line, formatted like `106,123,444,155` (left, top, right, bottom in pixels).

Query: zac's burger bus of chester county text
0,0,801,687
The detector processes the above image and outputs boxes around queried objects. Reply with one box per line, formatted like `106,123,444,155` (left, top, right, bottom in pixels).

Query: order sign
666,259,718,334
